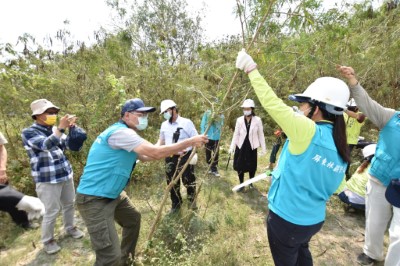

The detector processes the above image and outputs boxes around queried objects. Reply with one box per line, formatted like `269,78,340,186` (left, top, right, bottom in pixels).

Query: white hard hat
241,99,255,108
362,144,377,158
347,98,357,107
160,99,177,114
289,77,350,115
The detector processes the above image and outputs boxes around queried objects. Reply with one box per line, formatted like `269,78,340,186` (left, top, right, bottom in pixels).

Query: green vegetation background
0,0,396,264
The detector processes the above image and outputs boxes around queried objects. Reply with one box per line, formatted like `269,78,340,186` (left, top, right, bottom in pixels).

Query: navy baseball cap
121,98,156,115
385,179,400,208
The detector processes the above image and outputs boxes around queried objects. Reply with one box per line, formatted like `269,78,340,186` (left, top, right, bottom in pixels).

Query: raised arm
337,66,395,129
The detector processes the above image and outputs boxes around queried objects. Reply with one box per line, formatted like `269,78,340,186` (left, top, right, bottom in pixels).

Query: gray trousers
76,191,141,266
35,178,75,243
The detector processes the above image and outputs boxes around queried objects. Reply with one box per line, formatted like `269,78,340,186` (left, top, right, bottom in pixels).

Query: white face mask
163,111,172,120
136,116,148,130
243,110,252,116
292,106,311,116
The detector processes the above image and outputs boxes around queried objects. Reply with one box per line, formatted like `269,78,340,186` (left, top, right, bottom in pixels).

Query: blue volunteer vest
369,112,400,186
268,123,347,225
77,122,138,199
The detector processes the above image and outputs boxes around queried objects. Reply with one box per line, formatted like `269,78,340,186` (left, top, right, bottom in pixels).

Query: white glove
236,49,257,73
189,153,198,165
229,148,235,155
259,150,267,156
16,195,45,221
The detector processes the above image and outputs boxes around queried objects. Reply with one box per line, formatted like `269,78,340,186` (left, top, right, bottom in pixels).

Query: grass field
0,151,388,266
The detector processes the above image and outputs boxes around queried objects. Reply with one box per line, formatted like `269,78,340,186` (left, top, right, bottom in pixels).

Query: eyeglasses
129,112,148,118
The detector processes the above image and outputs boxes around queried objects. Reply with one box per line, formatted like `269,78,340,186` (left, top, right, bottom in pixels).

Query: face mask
243,110,252,116
163,111,172,120
136,116,148,131
292,106,311,116
43,114,57,126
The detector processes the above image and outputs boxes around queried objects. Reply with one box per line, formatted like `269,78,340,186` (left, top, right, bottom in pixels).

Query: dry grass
0,152,389,266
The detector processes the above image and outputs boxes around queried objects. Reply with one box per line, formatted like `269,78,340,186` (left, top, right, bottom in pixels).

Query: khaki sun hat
30,99,60,117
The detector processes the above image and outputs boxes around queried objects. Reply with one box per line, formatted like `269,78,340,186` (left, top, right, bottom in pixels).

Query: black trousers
205,139,220,172
0,185,30,227
165,152,196,209
266,211,324,266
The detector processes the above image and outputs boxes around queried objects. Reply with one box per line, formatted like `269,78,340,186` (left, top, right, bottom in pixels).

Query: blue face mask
136,116,148,130
163,111,172,120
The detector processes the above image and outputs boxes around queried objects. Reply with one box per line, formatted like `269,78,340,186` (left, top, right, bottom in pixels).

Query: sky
0,0,383,49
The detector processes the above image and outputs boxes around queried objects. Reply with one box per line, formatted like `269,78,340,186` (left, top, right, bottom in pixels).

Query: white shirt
159,116,198,149
108,128,144,152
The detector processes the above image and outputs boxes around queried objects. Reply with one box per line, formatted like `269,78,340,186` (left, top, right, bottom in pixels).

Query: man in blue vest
76,98,208,266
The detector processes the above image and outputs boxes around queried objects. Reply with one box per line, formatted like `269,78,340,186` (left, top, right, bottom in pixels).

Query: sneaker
66,226,84,239
357,253,376,266
249,184,254,189
212,171,220,177
44,239,61,255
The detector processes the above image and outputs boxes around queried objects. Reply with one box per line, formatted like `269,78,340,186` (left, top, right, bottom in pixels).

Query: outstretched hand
336,65,358,86
236,49,257,73
191,135,208,148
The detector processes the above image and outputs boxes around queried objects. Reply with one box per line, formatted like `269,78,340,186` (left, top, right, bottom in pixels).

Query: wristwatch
57,128,66,133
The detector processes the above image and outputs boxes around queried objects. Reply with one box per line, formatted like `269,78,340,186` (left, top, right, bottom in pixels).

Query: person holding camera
21,99,85,254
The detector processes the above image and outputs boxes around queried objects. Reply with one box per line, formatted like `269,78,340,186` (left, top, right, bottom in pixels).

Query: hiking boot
357,253,376,266
44,239,61,255
66,226,84,239
212,171,220,177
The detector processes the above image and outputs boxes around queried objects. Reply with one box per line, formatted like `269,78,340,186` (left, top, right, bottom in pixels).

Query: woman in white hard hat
337,143,376,211
236,50,350,265
229,99,266,192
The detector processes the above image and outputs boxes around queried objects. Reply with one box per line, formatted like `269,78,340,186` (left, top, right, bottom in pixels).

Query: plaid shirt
21,123,73,183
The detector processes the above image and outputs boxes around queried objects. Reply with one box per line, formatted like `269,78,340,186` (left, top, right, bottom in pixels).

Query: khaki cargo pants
76,191,141,266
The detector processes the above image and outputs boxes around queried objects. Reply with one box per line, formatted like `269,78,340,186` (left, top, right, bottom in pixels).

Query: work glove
16,195,45,221
236,49,257,73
